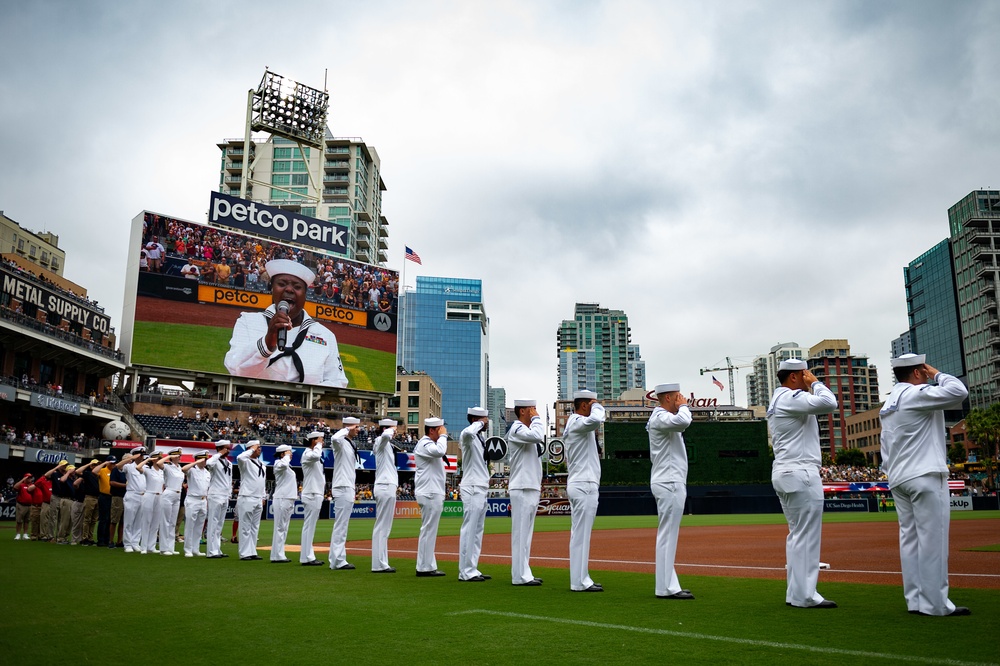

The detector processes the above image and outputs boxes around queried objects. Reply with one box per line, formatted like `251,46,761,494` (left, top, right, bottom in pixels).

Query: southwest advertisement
121,207,398,393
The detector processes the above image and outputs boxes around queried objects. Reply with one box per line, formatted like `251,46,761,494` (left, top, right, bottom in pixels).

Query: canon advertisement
120,208,398,394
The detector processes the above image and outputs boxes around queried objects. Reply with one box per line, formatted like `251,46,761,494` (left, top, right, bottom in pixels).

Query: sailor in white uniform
236,440,266,560
157,447,185,555
647,383,693,599
205,439,234,559
117,447,147,553
371,419,400,573
270,444,297,563
767,359,838,608
458,407,492,582
224,259,348,388
414,417,448,576
299,431,326,566
181,452,210,557
880,353,970,616
507,399,545,586
139,452,165,554
564,390,605,592
329,417,361,570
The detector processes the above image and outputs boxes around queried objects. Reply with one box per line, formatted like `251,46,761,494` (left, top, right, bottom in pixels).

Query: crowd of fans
819,465,888,483
2,257,105,313
1,425,99,452
141,213,398,314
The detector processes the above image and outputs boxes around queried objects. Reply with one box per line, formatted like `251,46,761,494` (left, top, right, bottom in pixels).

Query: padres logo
547,438,565,465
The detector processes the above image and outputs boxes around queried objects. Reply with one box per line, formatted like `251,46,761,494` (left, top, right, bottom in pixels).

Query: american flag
712,376,724,391
404,246,422,264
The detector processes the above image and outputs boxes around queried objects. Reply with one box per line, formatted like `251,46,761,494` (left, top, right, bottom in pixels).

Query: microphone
276,300,290,351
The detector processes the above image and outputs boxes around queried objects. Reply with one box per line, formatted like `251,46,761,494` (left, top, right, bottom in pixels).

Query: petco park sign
209,192,348,255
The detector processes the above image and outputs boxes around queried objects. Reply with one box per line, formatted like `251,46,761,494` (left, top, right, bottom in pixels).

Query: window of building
388,396,400,408
29,245,37,257
273,161,290,172
271,174,290,186
407,412,419,425
271,189,288,200
273,147,292,159
291,161,308,172
301,207,316,217
407,396,420,408
408,380,420,392
291,174,309,186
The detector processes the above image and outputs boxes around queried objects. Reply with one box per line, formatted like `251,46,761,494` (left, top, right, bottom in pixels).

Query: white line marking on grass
347,548,999,579
447,610,998,666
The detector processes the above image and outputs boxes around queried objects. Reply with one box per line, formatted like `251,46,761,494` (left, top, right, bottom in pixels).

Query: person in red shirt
13,473,34,540
29,480,45,540
34,472,53,541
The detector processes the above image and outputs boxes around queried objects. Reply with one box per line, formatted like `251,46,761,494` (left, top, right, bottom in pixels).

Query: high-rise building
626,344,646,391
398,276,488,430
217,132,388,265
487,386,507,437
904,240,964,378
388,371,442,437
746,342,810,408
947,190,1000,409
556,303,633,400
806,339,880,456
890,331,913,359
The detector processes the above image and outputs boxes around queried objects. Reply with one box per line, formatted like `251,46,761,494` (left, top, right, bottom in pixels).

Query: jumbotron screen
120,209,398,394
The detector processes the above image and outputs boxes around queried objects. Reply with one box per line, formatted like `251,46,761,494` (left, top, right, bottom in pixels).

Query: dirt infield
346,520,1000,589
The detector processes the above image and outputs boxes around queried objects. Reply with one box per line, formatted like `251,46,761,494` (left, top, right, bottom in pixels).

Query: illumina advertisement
120,209,398,394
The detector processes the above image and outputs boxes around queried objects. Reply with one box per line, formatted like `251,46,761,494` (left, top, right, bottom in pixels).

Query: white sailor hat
654,383,680,394
265,259,316,287
467,407,489,417
513,399,536,407
246,439,261,447
890,353,926,369
342,417,361,425
214,439,232,449
275,444,292,454
129,446,145,455
194,452,209,460
167,447,182,455
778,359,808,371
573,390,597,400
424,417,444,428
378,418,398,427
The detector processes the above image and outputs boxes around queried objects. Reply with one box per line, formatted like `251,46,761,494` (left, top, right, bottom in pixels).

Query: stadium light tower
239,68,330,205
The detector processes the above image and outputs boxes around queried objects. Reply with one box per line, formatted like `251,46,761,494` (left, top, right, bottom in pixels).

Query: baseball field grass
2,512,998,665
129,320,395,392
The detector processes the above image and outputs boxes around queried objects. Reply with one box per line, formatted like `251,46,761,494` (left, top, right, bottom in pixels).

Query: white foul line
448,610,998,666
347,547,1000,579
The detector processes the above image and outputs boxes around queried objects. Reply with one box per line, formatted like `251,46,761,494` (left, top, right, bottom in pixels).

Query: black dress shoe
416,570,447,577
513,579,542,586
533,578,543,583
481,574,492,580
372,567,397,573
573,585,604,592
801,600,837,608
207,554,225,559
271,559,292,563
657,591,695,600
460,575,487,582
335,563,356,570
913,607,971,617
240,556,256,561
301,560,325,566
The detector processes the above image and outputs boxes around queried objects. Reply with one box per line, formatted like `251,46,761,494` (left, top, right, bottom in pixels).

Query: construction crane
700,357,752,407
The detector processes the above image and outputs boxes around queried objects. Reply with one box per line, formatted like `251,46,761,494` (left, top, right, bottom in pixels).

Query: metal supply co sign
209,192,348,255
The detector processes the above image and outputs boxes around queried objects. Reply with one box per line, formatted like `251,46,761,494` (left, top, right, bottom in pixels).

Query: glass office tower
398,276,488,429
904,240,965,379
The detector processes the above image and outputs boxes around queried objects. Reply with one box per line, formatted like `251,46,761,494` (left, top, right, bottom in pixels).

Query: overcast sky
1,1,998,415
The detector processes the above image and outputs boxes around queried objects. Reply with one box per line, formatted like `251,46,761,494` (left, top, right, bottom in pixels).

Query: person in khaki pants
55,464,78,544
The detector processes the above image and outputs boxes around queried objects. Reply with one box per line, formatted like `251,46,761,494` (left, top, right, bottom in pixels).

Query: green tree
834,448,867,467
965,403,1000,490
948,442,966,465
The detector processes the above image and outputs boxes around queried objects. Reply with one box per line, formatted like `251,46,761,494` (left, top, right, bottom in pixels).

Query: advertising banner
30,392,81,416
0,263,112,335
950,497,973,511
330,501,377,519
125,211,398,394
486,497,511,517
535,498,572,516
23,447,75,465
209,192,349,256
0,443,9,460
0,385,16,402
0,500,15,521
823,499,869,512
